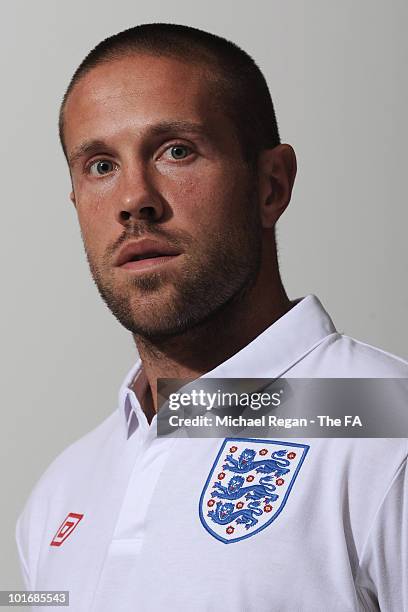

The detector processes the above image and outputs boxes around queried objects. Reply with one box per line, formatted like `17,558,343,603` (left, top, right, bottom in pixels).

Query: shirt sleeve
356,451,408,611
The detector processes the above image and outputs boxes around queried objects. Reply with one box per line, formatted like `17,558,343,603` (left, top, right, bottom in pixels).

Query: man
16,23,407,611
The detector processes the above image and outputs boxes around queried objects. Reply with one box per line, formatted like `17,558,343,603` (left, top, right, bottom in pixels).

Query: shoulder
19,408,123,506
30,409,123,493
16,409,123,586
308,332,408,377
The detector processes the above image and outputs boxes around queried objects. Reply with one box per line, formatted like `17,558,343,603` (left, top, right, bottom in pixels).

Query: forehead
63,54,227,151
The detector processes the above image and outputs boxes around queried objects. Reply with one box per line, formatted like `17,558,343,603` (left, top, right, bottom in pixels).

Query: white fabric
16,295,408,611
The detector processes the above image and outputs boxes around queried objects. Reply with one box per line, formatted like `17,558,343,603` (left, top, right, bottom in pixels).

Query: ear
256,144,297,228
70,190,77,209
68,169,77,208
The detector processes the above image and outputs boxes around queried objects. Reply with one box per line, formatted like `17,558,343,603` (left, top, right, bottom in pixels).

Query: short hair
59,23,281,166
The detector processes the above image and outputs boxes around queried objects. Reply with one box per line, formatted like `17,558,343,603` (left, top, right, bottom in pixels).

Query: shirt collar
118,294,337,437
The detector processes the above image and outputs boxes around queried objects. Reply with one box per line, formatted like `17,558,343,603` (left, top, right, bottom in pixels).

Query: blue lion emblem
223,448,290,477
211,475,279,502
208,501,263,530
199,438,310,543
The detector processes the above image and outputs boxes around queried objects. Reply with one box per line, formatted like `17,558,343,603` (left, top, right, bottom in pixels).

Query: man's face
64,54,262,340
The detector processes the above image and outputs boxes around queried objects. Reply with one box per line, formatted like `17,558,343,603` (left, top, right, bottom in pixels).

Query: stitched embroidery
199,438,309,543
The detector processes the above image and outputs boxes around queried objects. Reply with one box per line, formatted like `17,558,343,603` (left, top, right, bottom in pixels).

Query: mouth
115,238,182,272
120,253,181,270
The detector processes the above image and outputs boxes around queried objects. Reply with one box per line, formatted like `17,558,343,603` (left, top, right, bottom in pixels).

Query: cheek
76,201,113,261
74,177,117,234
74,177,113,218
170,165,243,226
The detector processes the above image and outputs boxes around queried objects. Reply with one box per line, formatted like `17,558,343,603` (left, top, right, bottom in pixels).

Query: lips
115,238,181,267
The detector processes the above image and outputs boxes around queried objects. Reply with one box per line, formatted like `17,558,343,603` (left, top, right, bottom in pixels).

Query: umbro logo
50,512,84,547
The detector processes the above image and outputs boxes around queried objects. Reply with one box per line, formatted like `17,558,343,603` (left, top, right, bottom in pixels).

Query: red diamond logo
50,512,84,547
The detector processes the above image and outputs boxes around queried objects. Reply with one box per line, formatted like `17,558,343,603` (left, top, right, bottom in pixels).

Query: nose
115,165,165,226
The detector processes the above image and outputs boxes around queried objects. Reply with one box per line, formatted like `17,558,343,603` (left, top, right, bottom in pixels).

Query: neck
132,269,292,414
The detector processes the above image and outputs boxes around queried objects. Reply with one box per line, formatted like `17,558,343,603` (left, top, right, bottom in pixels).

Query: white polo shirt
16,295,408,611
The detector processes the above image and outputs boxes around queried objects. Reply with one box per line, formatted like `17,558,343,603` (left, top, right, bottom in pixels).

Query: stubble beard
83,188,263,342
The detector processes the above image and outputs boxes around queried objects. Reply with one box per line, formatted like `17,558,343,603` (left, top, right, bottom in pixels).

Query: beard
83,184,263,342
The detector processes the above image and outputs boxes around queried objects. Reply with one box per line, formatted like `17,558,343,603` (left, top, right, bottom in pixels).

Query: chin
121,318,191,340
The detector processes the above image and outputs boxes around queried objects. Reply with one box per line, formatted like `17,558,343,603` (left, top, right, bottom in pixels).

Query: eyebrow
68,140,108,167
67,121,210,167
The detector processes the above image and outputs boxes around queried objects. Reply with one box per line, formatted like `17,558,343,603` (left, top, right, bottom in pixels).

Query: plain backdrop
1,0,407,599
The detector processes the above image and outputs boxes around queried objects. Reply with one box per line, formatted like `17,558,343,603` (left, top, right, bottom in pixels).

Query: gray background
1,0,407,598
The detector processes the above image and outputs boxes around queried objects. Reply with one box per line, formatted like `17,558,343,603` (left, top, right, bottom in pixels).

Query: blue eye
89,160,115,176
169,145,191,160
